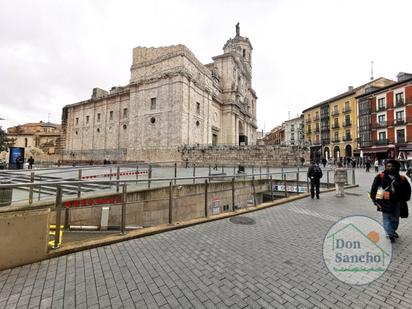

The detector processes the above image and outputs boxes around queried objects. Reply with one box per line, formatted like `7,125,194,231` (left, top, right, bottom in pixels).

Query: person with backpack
370,159,411,243
307,161,323,199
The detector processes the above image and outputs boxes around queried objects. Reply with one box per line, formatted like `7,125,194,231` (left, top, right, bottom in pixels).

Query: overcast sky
1,0,412,132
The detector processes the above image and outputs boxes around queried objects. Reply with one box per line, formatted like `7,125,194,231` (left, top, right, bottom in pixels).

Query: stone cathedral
62,24,258,161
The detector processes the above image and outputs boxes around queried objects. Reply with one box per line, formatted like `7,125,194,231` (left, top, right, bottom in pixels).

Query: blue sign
9,147,25,169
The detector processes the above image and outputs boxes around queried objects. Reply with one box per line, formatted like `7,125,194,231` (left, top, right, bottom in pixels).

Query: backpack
312,165,322,178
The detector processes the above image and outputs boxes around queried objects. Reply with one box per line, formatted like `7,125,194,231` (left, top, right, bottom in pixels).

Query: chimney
348,86,354,91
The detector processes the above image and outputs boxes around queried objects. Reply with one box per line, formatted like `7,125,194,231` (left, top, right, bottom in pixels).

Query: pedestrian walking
370,159,411,243
27,156,34,169
321,158,327,168
374,159,379,172
307,161,323,199
365,160,371,172
334,162,347,197
351,159,356,169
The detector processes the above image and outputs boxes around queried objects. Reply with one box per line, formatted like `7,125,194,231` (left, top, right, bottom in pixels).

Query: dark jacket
307,165,323,180
370,171,411,212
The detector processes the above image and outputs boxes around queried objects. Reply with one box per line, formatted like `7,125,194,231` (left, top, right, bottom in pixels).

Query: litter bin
0,179,13,206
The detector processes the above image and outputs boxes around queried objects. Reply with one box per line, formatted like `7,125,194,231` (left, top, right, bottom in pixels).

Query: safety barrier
81,170,148,179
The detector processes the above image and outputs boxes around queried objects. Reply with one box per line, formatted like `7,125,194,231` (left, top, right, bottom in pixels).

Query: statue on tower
236,22,240,36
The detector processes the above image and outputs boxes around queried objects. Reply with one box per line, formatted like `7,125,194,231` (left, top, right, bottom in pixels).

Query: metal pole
121,183,127,235
327,170,330,188
193,163,196,184
270,175,274,201
259,166,262,180
109,167,112,180
38,176,41,201
352,169,356,185
53,186,62,249
116,166,120,193
148,165,152,188
77,169,82,198
252,176,257,207
222,165,225,173
232,177,235,211
174,162,177,185
209,164,211,175
266,165,269,180
136,165,139,184
29,172,34,204
252,166,254,177
296,172,300,194
169,181,173,224
284,173,288,197
204,180,208,217
233,165,236,176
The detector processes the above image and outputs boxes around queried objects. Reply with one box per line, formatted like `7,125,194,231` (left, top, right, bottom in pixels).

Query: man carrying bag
370,159,411,243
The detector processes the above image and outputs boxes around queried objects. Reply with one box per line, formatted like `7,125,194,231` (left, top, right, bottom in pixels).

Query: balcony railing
394,118,405,126
314,115,320,121
377,106,386,112
343,108,352,113
331,124,340,129
307,129,312,134
343,136,352,141
397,137,406,144
375,139,389,145
343,122,352,127
332,138,340,143
315,128,320,133
375,121,387,128
395,99,404,107
306,119,311,124
331,110,339,116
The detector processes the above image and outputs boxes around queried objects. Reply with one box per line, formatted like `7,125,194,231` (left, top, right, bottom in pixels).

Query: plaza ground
0,169,411,308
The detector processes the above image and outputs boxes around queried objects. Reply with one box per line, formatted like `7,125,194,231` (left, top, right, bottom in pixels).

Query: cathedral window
150,98,157,110
150,117,156,124
75,131,78,135
109,111,113,120
196,120,200,127
196,102,200,114
86,116,89,124
243,49,246,57
123,124,127,130
123,108,128,118
75,117,79,125
97,128,100,133
97,113,101,122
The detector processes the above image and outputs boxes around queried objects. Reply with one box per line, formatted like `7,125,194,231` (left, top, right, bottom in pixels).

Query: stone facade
7,121,61,155
283,116,304,146
62,25,257,162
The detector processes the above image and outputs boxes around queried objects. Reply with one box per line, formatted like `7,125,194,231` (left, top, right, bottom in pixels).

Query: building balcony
377,106,386,112
395,99,404,107
314,116,320,121
375,139,389,145
343,108,352,113
397,137,406,144
343,122,352,127
331,124,340,129
373,121,387,129
306,119,312,124
343,136,352,141
331,110,339,116
394,118,405,126
315,128,320,133
291,127,295,132
307,129,312,134
332,138,340,143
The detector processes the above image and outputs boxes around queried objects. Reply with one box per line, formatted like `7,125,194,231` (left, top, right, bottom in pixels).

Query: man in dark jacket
307,161,323,199
370,159,411,243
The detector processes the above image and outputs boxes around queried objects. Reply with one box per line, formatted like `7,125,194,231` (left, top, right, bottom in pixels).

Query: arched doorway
334,146,340,160
323,147,330,160
239,121,247,145
345,145,352,157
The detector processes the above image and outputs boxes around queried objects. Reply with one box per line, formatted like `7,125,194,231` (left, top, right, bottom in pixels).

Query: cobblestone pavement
1,170,412,308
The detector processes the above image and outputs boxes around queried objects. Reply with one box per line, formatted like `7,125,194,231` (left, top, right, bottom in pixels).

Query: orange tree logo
323,215,392,285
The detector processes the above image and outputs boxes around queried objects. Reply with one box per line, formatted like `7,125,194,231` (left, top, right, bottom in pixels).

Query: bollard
270,175,274,201
252,176,257,206
136,165,139,184
78,169,82,198
169,181,173,224
148,165,152,188
116,166,120,193
174,162,177,185
204,180,208,217
232,177,235,211
327,170,330,188
193,164,196,184
352,169,356,185
29,172,34,204
121,183,127,235
53,186,62,249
